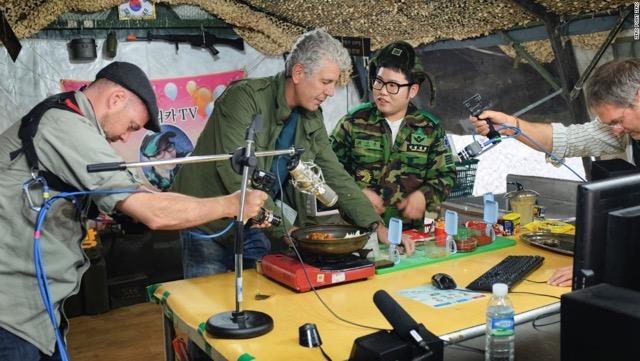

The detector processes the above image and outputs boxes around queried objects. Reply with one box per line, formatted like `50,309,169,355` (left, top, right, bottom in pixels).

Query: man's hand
363,188,385,215
376,223,415,257
400,235,416,256
229,189,268,221
470,110,517,137
250,219,272,229
547,265,573,287
376,224,389,245
396,190,426,220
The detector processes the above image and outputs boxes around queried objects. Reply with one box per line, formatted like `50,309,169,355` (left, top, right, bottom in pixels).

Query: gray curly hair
587,58,640,108
284,29,351,78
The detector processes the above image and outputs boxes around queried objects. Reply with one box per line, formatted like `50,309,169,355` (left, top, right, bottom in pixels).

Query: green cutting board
376,236,516,274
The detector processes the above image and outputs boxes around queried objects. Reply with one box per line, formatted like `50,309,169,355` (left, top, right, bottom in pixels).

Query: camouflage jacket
330,102,456,226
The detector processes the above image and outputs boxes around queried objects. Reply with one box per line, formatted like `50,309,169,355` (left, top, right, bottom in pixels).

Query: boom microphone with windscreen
373,290,432,351
350,290,443,361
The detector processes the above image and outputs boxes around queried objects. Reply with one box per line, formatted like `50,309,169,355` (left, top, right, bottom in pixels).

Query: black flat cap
95,61,160,132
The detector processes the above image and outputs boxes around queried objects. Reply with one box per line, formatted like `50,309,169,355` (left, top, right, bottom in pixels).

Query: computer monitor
603,205,640,291
572,173,640,290
591,159,639,181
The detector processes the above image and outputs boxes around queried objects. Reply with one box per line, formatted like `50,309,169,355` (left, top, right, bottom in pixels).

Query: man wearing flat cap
0,61,268,359
331,41,457,256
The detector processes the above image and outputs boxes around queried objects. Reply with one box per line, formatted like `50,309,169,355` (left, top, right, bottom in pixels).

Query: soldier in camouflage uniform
331,41,456,255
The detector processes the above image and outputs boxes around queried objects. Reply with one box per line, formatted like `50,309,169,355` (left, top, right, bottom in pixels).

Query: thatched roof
1,0,632,56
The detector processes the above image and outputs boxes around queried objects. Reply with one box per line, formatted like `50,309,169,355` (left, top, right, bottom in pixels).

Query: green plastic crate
448,159,479,199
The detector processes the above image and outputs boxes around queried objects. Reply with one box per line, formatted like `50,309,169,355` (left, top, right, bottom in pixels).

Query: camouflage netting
499,31,612,64
0,0,633,61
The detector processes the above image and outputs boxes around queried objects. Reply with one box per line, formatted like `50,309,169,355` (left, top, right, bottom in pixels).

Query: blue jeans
181,227,271,278
0,327,62,361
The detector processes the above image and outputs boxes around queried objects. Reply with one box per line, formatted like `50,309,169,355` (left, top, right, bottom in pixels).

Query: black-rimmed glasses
372,78,411,94
160,142,176,153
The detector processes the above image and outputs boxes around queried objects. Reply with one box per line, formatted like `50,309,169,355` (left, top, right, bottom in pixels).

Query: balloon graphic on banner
186,80,197,96
194,87,213,118
164,82,178,101
213,85,227,101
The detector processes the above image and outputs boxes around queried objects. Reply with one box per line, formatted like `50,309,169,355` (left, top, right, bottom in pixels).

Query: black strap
9,91,83,192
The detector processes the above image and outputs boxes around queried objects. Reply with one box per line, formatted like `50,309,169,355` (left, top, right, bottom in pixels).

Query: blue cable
471,125,587,182
497,124,587,182
32,188,139,361
273,156,287,225
188,221,234,239
273,156,282,187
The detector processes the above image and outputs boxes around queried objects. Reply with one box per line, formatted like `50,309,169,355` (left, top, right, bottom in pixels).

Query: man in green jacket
331,42,456,256
172,29,385,277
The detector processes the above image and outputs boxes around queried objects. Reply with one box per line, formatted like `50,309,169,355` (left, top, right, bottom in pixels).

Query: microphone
457,140,484,161
287,159,338,207
373,290,433,354
458,93,502,161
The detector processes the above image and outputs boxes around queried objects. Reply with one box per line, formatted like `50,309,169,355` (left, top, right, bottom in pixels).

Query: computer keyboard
466,255,545,292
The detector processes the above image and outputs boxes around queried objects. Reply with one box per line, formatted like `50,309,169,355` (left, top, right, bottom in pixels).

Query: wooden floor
67,303,165,361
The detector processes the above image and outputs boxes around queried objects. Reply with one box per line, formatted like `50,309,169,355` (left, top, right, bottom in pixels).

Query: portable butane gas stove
259,252,375,292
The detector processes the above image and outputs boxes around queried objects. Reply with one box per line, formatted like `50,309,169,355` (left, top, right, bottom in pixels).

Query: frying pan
290,224,371,256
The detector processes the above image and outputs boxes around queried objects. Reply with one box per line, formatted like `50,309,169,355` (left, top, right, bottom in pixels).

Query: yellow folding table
150,239,571,361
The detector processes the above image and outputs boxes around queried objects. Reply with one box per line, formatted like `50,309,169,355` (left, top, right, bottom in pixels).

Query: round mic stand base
206,310,274,339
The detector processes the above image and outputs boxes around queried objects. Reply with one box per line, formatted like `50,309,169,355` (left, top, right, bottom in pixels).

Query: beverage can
500,213,521,236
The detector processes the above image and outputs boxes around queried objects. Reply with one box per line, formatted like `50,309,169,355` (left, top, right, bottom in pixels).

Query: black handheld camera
463,93,501,141
251,169,277,195
247,169,282,227
252,208,281,227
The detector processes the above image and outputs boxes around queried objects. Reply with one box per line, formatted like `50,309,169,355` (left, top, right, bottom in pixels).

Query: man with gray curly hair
172,28,385,288
469,58,640,288
470,59,640,167
284,28,352,79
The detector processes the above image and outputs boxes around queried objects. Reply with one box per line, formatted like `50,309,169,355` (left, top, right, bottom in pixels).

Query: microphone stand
87,115,298,339
205,115,272,338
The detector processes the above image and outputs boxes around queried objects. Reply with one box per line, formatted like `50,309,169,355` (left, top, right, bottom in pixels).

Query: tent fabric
1,0,630,57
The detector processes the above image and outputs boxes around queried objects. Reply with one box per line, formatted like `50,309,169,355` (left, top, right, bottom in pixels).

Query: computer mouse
431,273,457,290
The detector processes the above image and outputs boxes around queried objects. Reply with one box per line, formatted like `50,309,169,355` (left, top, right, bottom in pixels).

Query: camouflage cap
141,131,176,158
369,41,427,85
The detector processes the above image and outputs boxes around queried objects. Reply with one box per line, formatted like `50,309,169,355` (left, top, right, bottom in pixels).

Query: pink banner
62,69,244,191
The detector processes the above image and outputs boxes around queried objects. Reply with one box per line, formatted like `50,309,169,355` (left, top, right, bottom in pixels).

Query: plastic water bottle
485,283,515,361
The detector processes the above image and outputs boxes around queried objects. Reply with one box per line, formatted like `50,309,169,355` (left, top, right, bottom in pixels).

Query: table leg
163,312,176,361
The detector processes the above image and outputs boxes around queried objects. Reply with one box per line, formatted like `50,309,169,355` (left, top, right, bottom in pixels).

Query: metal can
533,205,546,220
500,212,521,236
498,219,512,236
